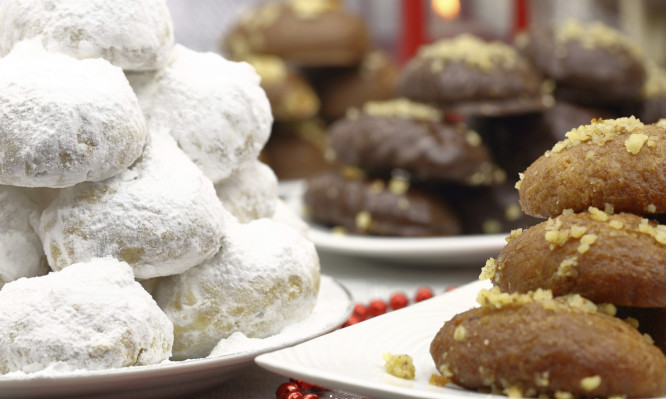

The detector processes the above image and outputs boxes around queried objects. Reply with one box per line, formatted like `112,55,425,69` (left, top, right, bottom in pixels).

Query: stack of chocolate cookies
221,0,397,180
305,34,545,236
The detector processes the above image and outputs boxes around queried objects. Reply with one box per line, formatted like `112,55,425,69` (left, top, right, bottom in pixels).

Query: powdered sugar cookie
0,257,173,374
0,40,147,188
0,185,49,288
153,218,320,360
0,0,174,71
214,161,278,223
38,130,232,279
136,45,272,183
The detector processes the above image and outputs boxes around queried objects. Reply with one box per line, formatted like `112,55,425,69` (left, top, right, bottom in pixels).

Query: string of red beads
275,286,457,399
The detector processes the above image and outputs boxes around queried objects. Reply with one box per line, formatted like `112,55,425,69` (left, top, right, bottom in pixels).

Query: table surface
184,249,484,399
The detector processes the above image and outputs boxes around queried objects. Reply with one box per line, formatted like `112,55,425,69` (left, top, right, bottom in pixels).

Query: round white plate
0,275,352,399
285,195,507,265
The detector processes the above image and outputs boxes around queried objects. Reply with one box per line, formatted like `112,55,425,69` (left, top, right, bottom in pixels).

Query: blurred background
167,0,666,65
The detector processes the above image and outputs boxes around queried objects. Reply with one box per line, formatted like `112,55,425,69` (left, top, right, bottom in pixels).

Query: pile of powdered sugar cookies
0,0,320,373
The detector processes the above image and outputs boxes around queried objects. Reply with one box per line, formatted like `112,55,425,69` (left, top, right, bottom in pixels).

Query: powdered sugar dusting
0,257,173,375
0,185,49,287
38,130,234,279
0,0,174,71
154,218,320,360
0,40,147,188
215,160,278,223
137,44,273,183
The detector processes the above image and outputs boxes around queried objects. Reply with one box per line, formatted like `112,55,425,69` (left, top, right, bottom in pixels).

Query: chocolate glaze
303,170,461,237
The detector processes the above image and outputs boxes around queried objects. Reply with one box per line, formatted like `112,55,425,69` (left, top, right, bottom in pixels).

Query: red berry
284,393,304,399
368,299,387,317
342,313,364,327
276,382,299,399
353,303,368,319
302,394,320,399
445,285,457,292
389,292,408,310
292,379,314,390
415,287,434,302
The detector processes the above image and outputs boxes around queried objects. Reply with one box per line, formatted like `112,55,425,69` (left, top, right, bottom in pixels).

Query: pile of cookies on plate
430,116,666,398
0,0,320,373
302,19,666,239
221,0,398,181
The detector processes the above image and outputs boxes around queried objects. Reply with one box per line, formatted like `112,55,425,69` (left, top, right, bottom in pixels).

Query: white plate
256,279,492,399
285,195,507,265
0,275,352,399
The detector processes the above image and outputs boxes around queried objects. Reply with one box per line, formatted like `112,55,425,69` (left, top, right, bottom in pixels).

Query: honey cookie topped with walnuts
518,117,666,218
482,208,666,307
430,287,666,398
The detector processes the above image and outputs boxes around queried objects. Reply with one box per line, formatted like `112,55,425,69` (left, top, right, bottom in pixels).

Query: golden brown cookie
483,208,666,307
518,117,666,218
431,288,666,398
222,0,369,67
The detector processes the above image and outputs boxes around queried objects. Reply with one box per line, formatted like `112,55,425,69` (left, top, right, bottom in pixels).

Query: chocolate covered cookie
222,0,370,67
303,169,461,237
328,98,503,185
522,19,646,106
397,34,546,117
242,55,320,122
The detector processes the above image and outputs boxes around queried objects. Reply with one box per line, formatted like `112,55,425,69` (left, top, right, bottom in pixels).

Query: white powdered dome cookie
38,130,233,279
0,257,173,374
137,44,272,183
0,185,49,288
154,218,320,360
272,198,310,237
214,161,278,223
0,0,174,71
0,40,147,188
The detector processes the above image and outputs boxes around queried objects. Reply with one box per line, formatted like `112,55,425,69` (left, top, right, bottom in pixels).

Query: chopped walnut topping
417,34,519,71
363,98,441,122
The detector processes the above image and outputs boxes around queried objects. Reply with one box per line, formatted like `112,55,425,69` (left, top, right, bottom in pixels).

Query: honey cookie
518,117,666,218
303,169,461,237
222,0,369,67
522,19,646,106
328,98,501,185
431,288,666,398
397,34,546,117
483,209,666,307
616,306,666,354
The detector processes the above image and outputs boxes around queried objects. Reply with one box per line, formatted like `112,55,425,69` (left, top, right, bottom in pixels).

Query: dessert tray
0,275,352,399
257,279,500,399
